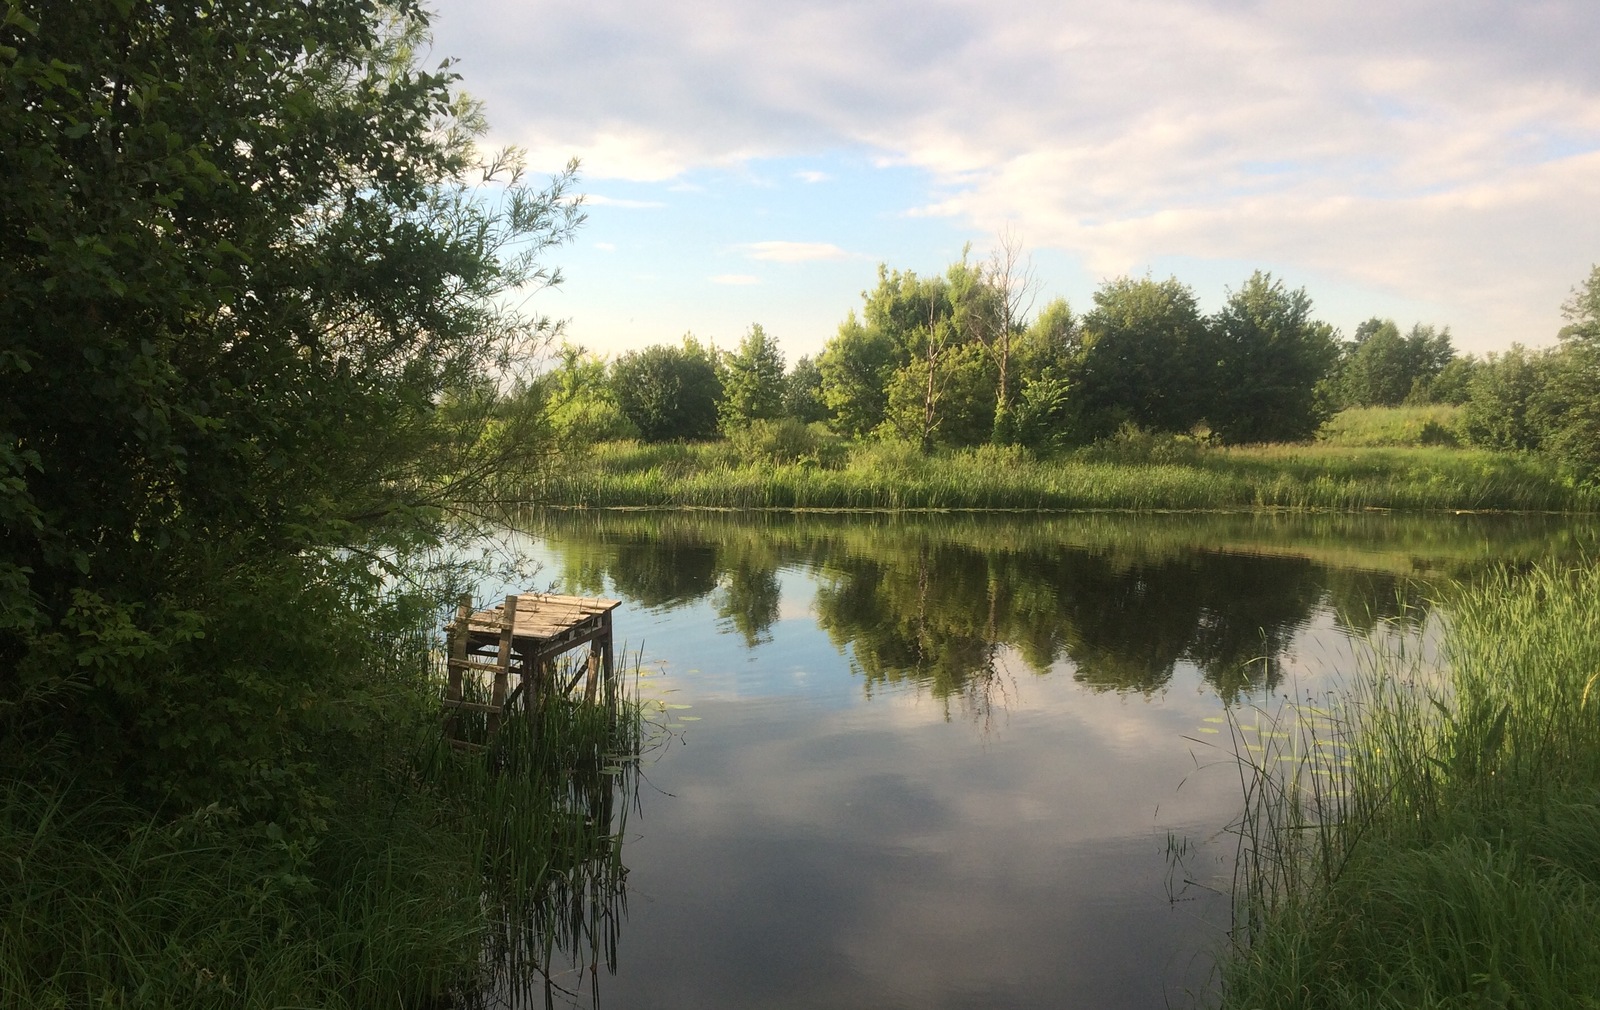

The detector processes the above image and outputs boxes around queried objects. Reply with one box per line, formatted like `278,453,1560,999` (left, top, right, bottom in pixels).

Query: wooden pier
442,592,622,748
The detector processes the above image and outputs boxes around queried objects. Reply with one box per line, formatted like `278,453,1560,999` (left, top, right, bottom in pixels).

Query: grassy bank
530,436,1596,512
0,633,644,1009
1221,560,1600,1008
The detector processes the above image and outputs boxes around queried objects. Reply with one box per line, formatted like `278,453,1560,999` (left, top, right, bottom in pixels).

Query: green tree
1067,275,1210,440
1205,271,1339,444
718,323,786,433
818,311,897,438
534,344,637,448
0,0,581,815
610,338,723,442
781,355,828,424
1340,320,1455,406
1538,266,1600,479
1460,345,1549,452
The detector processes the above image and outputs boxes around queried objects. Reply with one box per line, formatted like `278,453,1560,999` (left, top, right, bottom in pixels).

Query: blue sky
429,0,1600,363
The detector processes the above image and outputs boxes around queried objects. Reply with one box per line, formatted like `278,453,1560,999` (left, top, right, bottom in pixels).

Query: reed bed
1220,561,1600,1008
534,440,1594,513
0,641,645,1009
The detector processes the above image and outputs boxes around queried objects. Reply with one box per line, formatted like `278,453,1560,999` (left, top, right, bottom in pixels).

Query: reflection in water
494,509,1595,1010
518,510,1577,705
464,709,639,1010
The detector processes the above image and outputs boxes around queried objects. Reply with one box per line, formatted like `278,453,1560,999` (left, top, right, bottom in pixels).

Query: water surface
481,510,1592,1009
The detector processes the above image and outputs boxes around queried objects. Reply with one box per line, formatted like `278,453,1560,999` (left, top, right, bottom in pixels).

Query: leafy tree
1205,272,1339,444
610,338,722,442
818,312,897,438
533,344,637,448
1460,345,1549,452
718,323,785,433
1537,266,1600,479
1066,275,1210,441
1340,320,1455,406
0,0,581,816
782,355,828,424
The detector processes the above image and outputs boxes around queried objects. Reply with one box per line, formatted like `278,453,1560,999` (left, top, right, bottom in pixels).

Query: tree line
536,249,1600,479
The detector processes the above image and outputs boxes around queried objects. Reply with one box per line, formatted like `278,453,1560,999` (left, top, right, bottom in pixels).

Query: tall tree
1206,271,1339,444
1067,276,1210,440
718,323,786,433
818,311,897,438
0,0,582,813
610,338,723,442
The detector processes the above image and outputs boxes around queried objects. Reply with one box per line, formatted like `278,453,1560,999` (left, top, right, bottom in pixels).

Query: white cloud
582,194,666,209
430,0,1600,349
594,241,617,252
710,273,762,285
795,169,832,183
741,241,853,262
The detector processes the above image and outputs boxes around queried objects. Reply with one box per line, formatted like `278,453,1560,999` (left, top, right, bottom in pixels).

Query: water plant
1218,560,1600,1008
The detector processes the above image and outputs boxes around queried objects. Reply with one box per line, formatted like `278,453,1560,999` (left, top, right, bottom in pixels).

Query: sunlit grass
1318,405,1464,448
1219,561,1600,1008
531,438,1594,513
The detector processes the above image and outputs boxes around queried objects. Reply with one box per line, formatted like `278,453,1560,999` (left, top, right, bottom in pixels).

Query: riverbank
1219,559,1600,1007
530,437,1597,513
0,627,643,1009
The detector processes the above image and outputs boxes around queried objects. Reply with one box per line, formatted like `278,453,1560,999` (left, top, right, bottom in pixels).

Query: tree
1339,320,1455,406
818,311,897,438
1460,345,1549,452
782,355,828,424
1067,276,1210,440
1205,271,1339,444
967,228,1038,443
0,0,582,816
610,338,723,442
718,323,786,433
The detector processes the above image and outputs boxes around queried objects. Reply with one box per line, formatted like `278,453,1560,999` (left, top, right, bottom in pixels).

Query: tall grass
0,632,645,1009
531,438,1595,513
1220,561,1600,1008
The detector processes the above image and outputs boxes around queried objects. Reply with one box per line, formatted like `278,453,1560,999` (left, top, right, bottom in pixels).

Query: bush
727,419,846,468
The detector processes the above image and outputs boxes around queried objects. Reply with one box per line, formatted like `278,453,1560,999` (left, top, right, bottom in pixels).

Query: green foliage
534,344,638,450
1319,405,1464,448
1221,560,1600,1009
1068,275,1211,440
1459,345,1549,452
782,354,829,424
0,0,581,818
818,312,897,438
1207,272,1339,444
609,337,722,442
726,418,845,468
718,323,786,433
1339,320,1456,407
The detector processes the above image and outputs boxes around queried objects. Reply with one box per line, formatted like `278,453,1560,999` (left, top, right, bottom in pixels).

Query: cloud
741,241,853,263
795,169,831,183
430,0,1600,347
594,241,616,252
582,194,666,209
710,273,762,285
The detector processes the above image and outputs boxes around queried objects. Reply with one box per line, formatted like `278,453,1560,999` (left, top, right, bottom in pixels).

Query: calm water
477,510,1593,1010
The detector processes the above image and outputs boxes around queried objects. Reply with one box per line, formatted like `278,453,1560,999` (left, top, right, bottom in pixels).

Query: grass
1218,560,1600,1008
529,434,1596,513
1317,404,1464,448
0,632,645,1009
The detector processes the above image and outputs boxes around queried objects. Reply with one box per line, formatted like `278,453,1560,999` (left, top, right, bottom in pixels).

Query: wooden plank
441,700,506,715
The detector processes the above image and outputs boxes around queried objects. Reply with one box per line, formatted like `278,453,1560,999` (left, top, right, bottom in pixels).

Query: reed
1219,561,1600,1008
532,439,1594,513
0,633,645,1009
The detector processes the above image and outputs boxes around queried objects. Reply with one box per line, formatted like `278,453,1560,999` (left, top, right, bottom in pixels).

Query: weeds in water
1218,562,1600,1009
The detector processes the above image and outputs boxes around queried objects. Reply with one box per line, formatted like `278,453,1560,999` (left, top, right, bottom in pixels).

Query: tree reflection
529,510,1579,705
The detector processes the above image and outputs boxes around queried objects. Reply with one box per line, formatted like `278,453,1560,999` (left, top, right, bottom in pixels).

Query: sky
426,0,1600,363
